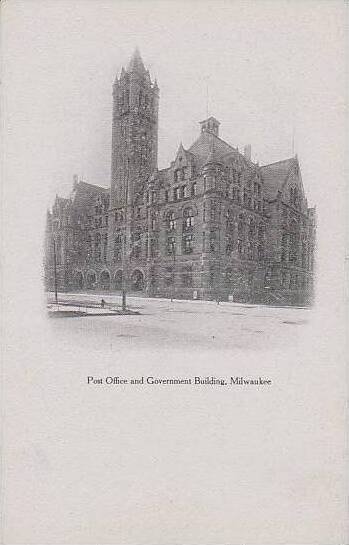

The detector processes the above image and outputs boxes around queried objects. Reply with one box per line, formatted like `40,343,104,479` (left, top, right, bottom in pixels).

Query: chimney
244,144,251,161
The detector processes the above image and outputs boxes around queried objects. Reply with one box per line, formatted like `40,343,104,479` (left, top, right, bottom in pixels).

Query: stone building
45,49,316,305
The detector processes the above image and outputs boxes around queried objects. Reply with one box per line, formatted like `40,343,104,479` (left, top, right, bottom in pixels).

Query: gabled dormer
172,143,195,183
281,157,307,214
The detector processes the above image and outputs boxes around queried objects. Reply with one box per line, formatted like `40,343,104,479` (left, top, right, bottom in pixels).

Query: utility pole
53,238,58,304
170,240,176,302
121,158,130,311
216,201,221,305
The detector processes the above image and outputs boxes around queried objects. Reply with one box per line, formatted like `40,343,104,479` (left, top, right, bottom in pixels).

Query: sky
2,0,348,310
2,0,347,210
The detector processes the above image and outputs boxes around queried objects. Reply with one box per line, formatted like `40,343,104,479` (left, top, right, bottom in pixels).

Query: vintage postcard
1,1,347,544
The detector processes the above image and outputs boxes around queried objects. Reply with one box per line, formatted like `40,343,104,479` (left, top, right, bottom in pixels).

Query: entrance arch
225,267,233,289
130,269,144,291
86,271,97,290
75,271,84,290
114,270,123,290
100,270,110,290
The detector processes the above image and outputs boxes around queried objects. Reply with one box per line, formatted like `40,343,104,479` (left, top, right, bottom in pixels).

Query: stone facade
45,49,316,306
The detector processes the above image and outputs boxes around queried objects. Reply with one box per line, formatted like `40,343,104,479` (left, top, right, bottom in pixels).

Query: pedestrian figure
101,298,105,308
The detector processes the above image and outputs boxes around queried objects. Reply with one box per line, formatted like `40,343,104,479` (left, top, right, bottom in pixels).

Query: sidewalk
47,302,140,317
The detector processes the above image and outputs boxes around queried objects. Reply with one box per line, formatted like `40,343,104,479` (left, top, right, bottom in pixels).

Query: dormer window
199,116,220,137
290,187,299,207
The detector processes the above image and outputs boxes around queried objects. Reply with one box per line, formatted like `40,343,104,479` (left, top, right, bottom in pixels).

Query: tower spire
111,49,159,207
127,47,146,74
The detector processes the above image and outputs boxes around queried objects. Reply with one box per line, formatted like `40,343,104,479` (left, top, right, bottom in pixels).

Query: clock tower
110,48,159,207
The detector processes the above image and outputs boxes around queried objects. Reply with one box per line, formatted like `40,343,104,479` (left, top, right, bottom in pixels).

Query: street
47,292,312,353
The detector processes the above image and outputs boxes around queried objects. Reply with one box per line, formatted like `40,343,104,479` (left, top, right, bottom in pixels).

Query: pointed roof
199,116,221,127
188,131,236,168
205,137,221,165
260,157,299,199
127,47,146,74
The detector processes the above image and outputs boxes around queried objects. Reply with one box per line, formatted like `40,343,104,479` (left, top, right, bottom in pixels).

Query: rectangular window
167,237,176,255
209,232,216,252
183,234,194,254
182,267,193,287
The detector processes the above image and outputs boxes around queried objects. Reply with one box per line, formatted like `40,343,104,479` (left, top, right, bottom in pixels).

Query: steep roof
71,181,109,209
188,131,237,168
260,157,297,199
75,181,108,194
127,47,146,74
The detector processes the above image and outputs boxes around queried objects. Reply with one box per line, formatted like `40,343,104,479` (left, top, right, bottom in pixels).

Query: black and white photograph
1,1,347,544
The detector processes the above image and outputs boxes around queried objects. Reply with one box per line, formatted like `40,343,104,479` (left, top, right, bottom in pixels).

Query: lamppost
53,237,58,304
170,239,176,302
216,202,222,305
